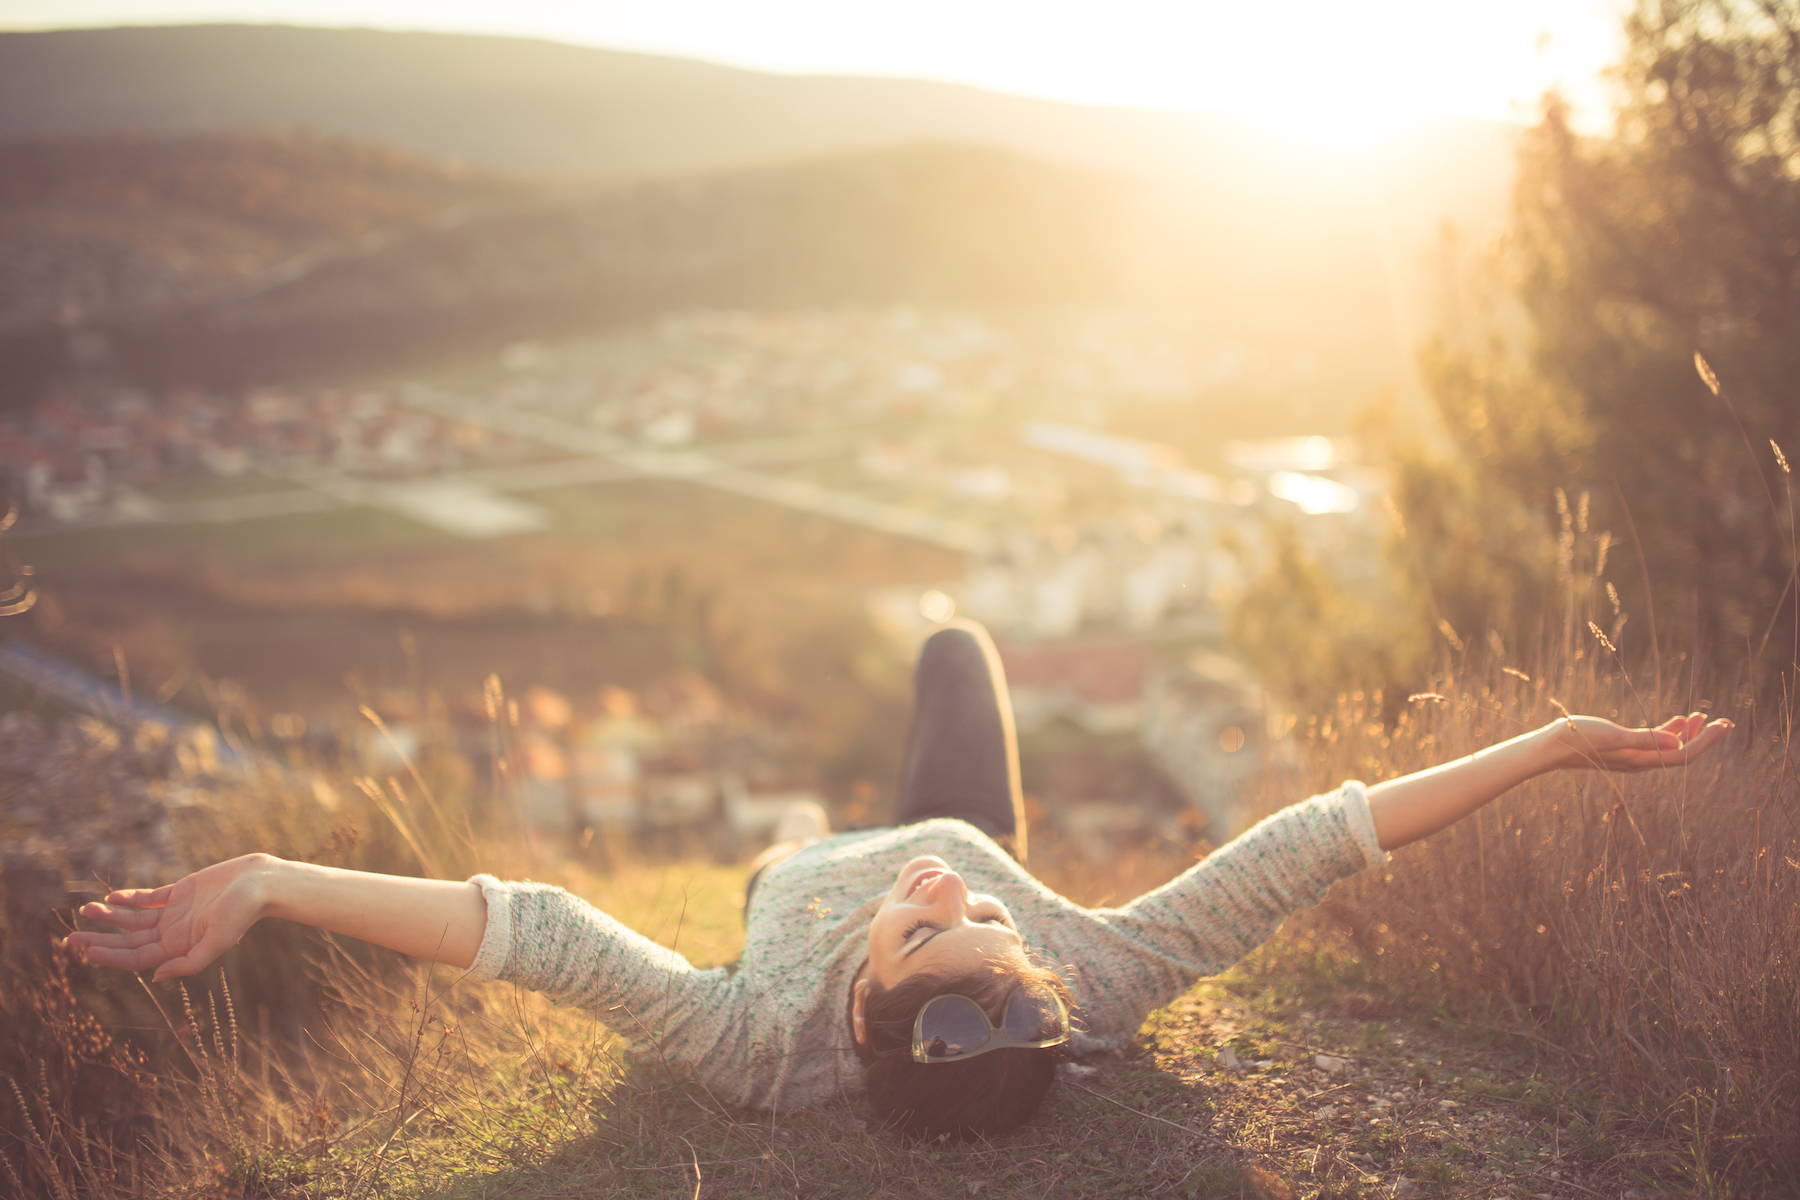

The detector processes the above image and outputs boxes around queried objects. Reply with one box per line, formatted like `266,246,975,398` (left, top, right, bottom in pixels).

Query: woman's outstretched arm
65,855,486,981
1075,711,1734,1042
1367,711,1734,851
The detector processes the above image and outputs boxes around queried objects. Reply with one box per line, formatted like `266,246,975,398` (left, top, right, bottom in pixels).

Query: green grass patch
17,504,450,573
134,473,308,504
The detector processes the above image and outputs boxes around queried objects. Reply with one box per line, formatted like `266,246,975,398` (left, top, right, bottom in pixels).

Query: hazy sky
0,0,1632,132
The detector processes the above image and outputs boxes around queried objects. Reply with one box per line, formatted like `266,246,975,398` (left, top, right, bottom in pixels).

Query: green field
132,472,314,504
6,477,951,738
13,504,452,573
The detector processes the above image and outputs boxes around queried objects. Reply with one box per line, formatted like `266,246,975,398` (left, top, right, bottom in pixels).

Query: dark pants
893,619,1027,863
745,620,1027,913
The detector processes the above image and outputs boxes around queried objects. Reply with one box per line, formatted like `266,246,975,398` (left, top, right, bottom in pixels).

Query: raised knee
917,619,993,675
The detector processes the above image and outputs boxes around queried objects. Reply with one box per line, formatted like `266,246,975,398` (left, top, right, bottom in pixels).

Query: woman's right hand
64,852,283,982
1543,712,1734,773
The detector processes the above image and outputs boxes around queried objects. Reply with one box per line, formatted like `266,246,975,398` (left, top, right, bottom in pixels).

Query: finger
81,941,171,972
1614,722,1732,769
78,902,162,931
1683,711,1706,740
1677,720,1733,759
1630,727,1683,751
152,956,204,982
1656,715,1687,733
106,884,175,909
67,927,163,954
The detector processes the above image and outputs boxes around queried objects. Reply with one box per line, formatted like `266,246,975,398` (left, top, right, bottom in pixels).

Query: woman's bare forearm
262,859,488,970
1365,725,1561,851
1363,711,1728,851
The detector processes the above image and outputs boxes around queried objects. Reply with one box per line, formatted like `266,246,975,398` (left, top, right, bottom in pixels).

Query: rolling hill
0,130,535,327
0,24,1518,401
76,138,1424,395
0,24,1514,224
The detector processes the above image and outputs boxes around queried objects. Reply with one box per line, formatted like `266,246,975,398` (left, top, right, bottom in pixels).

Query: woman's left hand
63,853,278,981
1545,712,1734,773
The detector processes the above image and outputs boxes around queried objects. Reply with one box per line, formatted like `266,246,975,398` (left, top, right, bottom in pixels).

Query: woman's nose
922,871,968,911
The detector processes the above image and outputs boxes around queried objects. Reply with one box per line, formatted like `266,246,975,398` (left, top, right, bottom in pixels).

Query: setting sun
5,0,1791,1194
6,0,1626,130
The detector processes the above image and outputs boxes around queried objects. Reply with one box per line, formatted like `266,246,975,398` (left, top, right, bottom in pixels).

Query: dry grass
3,563,1795,1196
1263,648,1798,1195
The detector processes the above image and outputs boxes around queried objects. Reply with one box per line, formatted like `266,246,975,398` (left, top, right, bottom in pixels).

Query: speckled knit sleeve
459,876,735,1055
1073,782,1389,1041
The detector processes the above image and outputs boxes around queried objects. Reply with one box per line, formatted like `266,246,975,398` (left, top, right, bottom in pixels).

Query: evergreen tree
1417,0,1799,685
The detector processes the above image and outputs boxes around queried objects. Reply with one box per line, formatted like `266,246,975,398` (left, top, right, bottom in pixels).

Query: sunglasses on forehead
911,984,1071,1064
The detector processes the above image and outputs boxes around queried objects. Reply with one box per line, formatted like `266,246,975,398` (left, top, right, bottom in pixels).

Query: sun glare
6,1,1620,138
1249,95,1432,156
946,0,1621,145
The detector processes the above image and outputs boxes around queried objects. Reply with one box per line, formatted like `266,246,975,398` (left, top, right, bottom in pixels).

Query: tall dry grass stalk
5,495,1796,1195
1259,505,1800,1194
0,675,626,1197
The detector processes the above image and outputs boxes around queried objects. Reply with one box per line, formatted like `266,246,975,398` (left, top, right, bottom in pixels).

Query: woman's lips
906,868,945,898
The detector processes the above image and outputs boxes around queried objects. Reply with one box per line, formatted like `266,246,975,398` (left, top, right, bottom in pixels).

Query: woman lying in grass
66,621,1733,1139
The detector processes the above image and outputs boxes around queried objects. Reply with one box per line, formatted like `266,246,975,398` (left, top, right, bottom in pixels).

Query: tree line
1234,0,1800,712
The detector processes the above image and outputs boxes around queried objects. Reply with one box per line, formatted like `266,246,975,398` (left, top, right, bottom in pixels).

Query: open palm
1550,711,1733,773
65,853,274,982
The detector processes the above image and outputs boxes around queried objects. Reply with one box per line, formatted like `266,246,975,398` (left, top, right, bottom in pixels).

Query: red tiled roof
997,638,1150,707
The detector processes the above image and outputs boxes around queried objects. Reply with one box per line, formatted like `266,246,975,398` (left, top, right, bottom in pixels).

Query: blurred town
2,305,1386,852
5,15,1795,1195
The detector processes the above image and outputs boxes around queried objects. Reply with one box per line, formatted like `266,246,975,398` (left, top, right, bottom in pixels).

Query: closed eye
901,915,1011,950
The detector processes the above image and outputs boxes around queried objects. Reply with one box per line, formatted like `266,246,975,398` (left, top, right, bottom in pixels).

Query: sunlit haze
0,0,1630,134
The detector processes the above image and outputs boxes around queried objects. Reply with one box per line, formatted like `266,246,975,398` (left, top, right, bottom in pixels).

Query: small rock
1217,1046,1243,1071
1315,1053,1349,1074
1316,1104,1336,1119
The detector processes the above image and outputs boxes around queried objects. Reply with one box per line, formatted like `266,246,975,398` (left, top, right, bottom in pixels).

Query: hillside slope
78,139,1420,392
0,24,1514,225
0,25,1512,398
0,130,534,326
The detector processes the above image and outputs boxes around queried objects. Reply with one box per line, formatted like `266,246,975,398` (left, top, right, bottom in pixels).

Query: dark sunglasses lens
918,995,991,1059
1003,987,1065,1043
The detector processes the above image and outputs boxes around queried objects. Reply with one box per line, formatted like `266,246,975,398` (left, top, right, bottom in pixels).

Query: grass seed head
1694,350,1721,395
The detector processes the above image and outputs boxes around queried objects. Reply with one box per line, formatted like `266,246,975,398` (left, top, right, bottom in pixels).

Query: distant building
963,519,1224,640
1021,420,1176,475
1141,648,1285,836
997,636,1152,735
716,777,829,844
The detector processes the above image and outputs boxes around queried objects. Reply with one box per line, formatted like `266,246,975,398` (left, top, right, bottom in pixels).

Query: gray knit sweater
464,781,1388,1111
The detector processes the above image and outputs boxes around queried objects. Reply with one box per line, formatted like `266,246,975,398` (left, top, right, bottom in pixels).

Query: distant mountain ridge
0,25,1514,216
0,130,532,327
70,138,1425,403
0,24,1520,405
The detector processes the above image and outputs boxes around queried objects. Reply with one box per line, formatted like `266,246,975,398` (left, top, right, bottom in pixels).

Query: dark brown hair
853,951,1074,1140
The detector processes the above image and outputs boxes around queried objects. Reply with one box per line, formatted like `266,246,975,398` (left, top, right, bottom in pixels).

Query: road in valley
392,388,988,553
16,404,988,554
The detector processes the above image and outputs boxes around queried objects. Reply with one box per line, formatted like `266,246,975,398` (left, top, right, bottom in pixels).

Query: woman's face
862,855,1023,990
